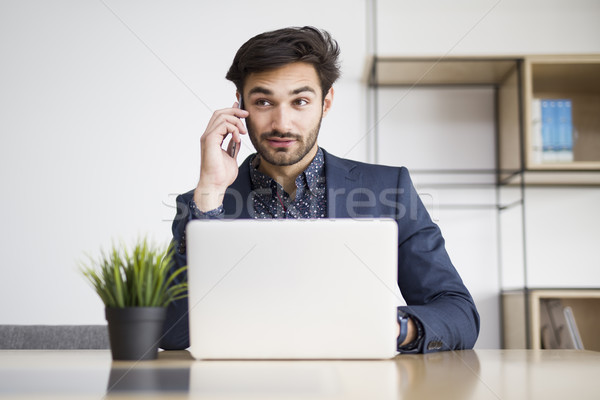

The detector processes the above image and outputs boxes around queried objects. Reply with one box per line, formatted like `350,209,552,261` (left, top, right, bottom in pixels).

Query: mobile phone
228,97,245,157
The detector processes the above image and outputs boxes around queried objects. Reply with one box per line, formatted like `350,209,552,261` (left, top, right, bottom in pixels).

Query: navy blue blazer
161,149,480,353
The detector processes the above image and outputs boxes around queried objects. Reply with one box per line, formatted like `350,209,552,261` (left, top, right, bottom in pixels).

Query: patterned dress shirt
248,148,327,219
189,147,327,219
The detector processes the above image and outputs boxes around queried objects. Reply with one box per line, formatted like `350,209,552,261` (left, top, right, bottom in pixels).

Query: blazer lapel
225,149,362,219
323,149,361,218
223,155,253,219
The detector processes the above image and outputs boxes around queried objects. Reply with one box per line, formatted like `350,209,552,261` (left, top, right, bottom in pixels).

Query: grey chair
0,325,110,349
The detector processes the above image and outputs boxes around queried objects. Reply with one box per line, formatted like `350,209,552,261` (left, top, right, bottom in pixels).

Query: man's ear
236,91,241,103
322,87,334,117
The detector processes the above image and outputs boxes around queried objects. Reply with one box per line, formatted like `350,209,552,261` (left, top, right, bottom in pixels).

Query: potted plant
82,239,187,360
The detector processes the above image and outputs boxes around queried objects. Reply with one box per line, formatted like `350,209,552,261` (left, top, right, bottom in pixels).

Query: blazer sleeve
160,190,224,350
159,191,193,350
160,158,251,350
394,167,480,353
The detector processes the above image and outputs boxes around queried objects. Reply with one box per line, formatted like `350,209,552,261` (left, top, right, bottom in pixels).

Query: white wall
1,0,599,350
524,188,600,288
376,0,600,56
0,0,368,324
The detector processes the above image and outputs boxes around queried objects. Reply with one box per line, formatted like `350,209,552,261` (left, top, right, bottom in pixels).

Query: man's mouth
262,133,299,148
267,138,296,148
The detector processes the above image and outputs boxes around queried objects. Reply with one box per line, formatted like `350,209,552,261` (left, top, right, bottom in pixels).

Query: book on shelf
556,99,574,162
532,98,574,164
531,99,543,164
563,306,584,350
539,298,584,350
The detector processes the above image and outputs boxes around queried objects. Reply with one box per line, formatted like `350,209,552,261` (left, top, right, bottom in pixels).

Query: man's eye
255,99,271,106
295,99,308,106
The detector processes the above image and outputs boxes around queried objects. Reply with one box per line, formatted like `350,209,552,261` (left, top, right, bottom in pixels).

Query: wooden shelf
503,289,600,351
500,170,600,186
524,55,600,171
368,56,518,86
367,54,600,184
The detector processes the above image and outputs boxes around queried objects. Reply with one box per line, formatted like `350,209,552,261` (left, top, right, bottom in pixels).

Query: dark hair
226,26,341,97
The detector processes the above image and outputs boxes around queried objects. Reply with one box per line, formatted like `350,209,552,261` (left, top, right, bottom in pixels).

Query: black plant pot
105,307,167,361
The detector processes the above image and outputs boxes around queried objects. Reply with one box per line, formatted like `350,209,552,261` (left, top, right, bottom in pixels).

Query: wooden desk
0,349,598,399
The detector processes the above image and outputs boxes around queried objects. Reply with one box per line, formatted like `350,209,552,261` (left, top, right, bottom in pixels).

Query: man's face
241,62,333,167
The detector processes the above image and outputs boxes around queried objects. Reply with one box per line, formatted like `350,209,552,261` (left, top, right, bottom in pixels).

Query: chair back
0,325,109,349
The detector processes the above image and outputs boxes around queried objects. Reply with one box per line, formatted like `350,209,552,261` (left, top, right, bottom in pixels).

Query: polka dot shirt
249,148,327,219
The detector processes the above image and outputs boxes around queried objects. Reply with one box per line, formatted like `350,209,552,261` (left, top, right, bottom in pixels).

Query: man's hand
194,102,249,211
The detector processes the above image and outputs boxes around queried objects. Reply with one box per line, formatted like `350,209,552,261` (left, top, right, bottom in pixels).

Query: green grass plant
82,239,187,308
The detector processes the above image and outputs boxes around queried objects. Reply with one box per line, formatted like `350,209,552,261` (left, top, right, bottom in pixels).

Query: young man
162,26,480,353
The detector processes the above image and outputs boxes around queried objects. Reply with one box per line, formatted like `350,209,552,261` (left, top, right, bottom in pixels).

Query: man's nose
271,105,293,133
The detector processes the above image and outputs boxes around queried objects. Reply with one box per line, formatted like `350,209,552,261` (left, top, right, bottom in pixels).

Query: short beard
247,116,322,167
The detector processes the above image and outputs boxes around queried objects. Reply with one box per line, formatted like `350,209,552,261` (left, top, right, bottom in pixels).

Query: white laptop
185,218,400,360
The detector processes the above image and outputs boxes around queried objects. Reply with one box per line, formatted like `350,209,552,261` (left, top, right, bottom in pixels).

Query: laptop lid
185,218,399,359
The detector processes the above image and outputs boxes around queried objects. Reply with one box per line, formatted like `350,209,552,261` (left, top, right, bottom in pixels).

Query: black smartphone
228,97,245,158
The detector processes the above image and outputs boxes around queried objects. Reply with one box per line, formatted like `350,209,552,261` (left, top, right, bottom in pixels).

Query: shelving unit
366,55,523,182
524,56,600,171
503,289,600,351
368,57,518,86
498,55,600,185
367,54,600,349
367,55,600,184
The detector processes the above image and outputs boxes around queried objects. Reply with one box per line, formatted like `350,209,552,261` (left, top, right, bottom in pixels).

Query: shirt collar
302,147,325,194
249,147,325,195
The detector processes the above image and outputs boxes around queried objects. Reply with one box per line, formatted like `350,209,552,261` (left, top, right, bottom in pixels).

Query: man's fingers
203,117,245,145
215,114,247,136
200,104,248,160
215,105,249,121
228,114,248,134
219,122,241,144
